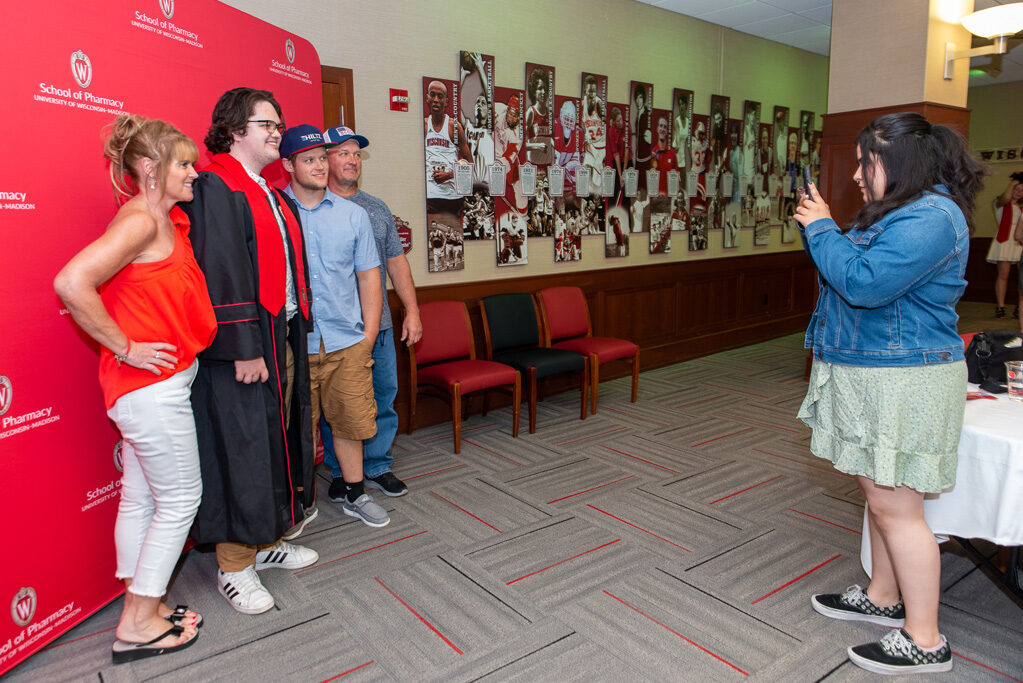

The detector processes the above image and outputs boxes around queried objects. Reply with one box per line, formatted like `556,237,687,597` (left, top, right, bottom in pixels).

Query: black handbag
965,329,1023,393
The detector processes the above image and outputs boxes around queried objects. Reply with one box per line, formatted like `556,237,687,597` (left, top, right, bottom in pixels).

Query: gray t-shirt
347,189,404,331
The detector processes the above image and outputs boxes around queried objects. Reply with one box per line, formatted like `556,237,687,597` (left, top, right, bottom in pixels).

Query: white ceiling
636,0,1023,86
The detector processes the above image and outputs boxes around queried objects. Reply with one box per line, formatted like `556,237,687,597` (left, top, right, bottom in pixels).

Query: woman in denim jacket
793,113,985,676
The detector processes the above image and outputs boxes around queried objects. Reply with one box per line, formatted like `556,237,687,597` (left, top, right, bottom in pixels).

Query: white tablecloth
861,386,1023,572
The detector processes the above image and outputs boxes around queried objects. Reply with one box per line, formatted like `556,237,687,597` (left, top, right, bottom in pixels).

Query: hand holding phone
802,165,814,202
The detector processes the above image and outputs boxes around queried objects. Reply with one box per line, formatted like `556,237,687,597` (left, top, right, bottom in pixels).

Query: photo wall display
459,51,495,240
628,81,654,202
553,94,583,262
493,85,530,265
420,49,820,271
423,76,467,272
523,62,556,240
604,98,631,258
688,111,710,252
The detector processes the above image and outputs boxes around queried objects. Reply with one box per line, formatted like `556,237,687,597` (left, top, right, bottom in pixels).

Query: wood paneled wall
392,251,816,432
964,236,1018,304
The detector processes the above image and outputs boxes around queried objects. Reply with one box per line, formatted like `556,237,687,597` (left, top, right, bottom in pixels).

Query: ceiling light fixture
944,2,1023,79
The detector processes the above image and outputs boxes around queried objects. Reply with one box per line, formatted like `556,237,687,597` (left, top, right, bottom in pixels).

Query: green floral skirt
798,360,966,493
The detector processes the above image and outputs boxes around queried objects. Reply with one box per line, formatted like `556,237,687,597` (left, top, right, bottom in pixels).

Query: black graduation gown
182,172,315,546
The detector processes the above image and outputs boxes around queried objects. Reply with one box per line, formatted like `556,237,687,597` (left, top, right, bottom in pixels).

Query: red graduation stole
204,153,310,318
996,203,1014,243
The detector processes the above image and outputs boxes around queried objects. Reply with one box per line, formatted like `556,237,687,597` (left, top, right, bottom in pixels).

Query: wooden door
322,65,355,130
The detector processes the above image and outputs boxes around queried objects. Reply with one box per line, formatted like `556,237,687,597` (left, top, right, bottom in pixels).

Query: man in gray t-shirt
320,126,422,498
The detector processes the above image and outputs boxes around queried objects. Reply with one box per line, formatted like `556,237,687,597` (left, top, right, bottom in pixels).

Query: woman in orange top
54,115,216,664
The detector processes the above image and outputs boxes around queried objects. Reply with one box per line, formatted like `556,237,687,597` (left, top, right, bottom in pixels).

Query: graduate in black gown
182,87,319,615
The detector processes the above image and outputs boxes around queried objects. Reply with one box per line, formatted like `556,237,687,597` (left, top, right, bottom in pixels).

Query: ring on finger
155,351,161,360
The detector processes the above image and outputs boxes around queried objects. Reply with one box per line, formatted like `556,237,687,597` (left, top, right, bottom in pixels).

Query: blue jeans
322,328,399,479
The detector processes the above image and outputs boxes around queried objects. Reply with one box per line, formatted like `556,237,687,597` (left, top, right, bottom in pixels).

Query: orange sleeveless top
98,207,217,408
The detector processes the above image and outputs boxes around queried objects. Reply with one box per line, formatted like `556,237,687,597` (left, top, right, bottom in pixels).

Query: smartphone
801,166,814,201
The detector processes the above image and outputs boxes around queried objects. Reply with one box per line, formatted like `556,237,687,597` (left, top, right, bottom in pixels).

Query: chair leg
481,389,489,416
590,354,599,415
511,372,520,438
579,357,588,421
452,384,462,455
527,367,537,434
631,348,640,403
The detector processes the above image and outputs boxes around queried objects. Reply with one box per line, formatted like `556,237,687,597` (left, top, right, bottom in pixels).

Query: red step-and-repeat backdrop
0,0,321,674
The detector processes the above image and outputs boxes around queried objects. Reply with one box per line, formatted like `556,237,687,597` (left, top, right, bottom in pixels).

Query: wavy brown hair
203,87,282,155
103,114,197,203
850,113,986,232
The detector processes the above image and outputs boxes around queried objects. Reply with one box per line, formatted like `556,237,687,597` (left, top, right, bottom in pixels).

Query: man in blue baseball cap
280,124,390,529
319,126,422,500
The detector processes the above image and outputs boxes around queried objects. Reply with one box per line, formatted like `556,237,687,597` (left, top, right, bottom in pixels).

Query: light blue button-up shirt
283,185,379,354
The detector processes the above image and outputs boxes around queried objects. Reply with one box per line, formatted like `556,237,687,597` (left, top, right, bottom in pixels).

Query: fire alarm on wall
390,88,409,112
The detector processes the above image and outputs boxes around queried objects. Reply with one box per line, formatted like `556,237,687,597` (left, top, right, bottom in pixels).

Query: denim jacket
801,188,968,367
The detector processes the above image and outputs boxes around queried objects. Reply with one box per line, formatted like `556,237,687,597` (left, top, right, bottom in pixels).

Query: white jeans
107,362,202,597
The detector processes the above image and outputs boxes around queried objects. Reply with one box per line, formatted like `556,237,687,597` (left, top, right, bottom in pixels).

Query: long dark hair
850,112,985,232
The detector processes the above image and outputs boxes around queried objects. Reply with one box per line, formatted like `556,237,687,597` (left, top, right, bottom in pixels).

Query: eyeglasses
248,119,286,134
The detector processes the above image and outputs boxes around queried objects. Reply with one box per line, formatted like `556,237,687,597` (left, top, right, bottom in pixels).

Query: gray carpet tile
7,332,1022,683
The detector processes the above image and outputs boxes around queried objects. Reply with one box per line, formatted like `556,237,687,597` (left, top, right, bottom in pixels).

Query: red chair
536,286,639,414
407,300,520,454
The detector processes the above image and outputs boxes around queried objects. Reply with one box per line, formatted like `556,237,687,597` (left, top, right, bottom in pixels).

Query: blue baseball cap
280,124,335,159
324,126,369,148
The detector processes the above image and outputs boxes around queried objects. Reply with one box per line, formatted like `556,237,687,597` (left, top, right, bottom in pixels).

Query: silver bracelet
114,341,130,365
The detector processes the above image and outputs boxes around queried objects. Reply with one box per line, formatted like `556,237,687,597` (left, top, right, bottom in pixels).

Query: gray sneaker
342,493,390,527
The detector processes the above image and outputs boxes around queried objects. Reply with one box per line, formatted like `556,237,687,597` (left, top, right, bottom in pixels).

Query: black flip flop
165,604,204,629
111,624,199,664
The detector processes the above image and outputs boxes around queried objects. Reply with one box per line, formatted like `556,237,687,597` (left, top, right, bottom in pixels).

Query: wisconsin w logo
159,0,174,19
0,376,11,417
285,39,295,64
70,50,92,89
11,587,36,628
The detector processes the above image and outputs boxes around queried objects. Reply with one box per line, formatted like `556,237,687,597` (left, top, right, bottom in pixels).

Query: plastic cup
1006,361,1023,402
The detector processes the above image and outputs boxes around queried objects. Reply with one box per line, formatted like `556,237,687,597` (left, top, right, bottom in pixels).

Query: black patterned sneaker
811,585,905,626
996,306,1007,319
365,471,408,497
848,628,952,675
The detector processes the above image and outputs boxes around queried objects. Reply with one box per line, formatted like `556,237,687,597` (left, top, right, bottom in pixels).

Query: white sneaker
254,540,318,570
218,567,274,615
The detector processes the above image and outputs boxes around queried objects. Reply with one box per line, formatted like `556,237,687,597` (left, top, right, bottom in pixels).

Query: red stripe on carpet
600,445,681,473
41,625,116,650
752,448,854,478
319,661,375,681
691,427,754,448
952,651,1023,682
709,475,783,505
788,508,861,534
601,406,669,426
506,539,621,585
603,590,749,676
547,475,636,504
374,577,463,655
405,464,468,480
556,426,628,446
751,554,842,604
463,439,525,465
430,491,502,532
295,531,429,574
587,504,691,551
